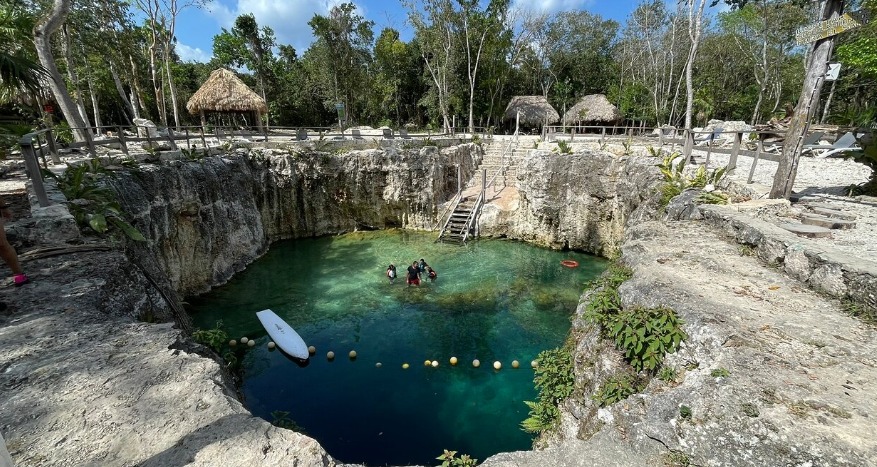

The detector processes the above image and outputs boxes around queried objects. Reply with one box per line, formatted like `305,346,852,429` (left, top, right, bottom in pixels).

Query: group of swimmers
386,258,437,286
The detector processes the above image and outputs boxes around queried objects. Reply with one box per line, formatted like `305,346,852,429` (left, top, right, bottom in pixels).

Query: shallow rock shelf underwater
189,230,606,465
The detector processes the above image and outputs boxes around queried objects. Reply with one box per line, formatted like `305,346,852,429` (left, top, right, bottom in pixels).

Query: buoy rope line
235,338,540,370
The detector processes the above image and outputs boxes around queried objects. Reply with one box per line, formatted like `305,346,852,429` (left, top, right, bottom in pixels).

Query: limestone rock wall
479,150,663,256
111,144,479,297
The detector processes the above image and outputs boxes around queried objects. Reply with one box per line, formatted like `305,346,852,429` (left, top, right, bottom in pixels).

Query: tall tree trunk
751,15,771,125
32,0,90,143
128,54,146,119
148,30,166,124
820,78,837,124
62,25,90,132
683,0,706,130
163,48,180,129
84,60,101,131
770,0,844,199
110,62,135,123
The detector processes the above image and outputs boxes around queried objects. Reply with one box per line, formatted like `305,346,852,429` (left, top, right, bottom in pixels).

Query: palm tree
0,4,45,101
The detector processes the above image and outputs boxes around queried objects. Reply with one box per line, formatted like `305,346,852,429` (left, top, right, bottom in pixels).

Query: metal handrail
461,191,484,243
432,190,462,232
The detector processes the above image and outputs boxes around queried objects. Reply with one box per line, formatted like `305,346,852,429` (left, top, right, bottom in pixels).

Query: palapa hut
562,94,622,125
503,96,559,129
186,68,267,131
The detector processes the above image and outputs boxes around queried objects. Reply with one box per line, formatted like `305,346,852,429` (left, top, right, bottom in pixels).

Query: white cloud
510,0,592,14
205,0,356,53
176,42,212,63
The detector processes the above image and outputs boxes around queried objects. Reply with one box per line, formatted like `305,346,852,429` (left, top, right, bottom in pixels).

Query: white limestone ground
704,149,877,265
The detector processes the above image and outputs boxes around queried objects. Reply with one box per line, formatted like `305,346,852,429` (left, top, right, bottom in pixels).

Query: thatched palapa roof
562,94,621,124
186,68,267,115
503,96,559,126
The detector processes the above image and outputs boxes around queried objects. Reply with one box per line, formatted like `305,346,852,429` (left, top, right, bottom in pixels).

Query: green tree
0,3,44,100
308,3,374,125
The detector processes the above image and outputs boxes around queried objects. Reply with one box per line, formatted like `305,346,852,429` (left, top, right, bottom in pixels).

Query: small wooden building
503,96,560,129
562,94,622,125
186,68,267,131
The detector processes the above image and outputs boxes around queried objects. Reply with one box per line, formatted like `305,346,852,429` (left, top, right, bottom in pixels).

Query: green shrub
585,263,686,373
658,366,678,382
604,306,686,373
679,405,692,420
593,373,642,407
436,449,477,467
710,367,730,378
192,321,228,353
521,346,574,434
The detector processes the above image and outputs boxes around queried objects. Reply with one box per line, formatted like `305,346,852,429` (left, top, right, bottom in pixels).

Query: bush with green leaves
593,373,642,407
604,306,686,372
521,346,574,434
436,449,477,467
844,133,877,195
42,159,145,241
585,262,686,373
657,153,728,207
192,320,228,353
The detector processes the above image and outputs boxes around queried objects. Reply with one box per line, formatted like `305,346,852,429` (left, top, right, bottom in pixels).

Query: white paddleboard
256,309,309,360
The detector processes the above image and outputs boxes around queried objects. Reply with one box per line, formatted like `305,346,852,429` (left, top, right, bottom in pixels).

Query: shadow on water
188,230,606,466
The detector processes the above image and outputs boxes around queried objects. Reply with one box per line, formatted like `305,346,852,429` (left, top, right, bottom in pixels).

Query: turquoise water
189,230,606,466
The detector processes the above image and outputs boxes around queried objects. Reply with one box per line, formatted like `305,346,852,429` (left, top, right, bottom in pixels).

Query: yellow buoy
308,346,316,355
349,350,357,359
512,360,520,369
229,340,237,347
424,360,432,367
472,359,481,368
402,363,410,369
450,356,458,366
375,362,382,368
267,342,276,349
531,360,538,369
327,351,335,360
247,340,256,347
240,337,249,344
493,361,502,370
431,360,439,368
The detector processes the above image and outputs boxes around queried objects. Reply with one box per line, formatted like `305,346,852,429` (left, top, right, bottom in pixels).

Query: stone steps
808,206,857,221
778,223,833,238
800,214,856,230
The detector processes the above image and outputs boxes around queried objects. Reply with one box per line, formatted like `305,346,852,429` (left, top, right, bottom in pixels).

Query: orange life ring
560,259,579,268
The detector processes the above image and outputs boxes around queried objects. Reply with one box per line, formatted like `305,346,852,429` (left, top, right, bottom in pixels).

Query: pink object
13,274,29,286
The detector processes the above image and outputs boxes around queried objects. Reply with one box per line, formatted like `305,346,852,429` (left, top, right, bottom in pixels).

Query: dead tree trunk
770,0,845,199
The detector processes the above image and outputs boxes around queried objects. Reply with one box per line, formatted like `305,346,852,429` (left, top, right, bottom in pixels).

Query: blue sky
172,0,693,63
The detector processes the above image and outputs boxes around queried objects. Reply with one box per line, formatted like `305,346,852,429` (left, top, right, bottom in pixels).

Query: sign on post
825,62,842,81
795,10,869,45
335,102,346,121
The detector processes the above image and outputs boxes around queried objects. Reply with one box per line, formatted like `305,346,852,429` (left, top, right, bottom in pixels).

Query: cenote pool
189,230,606,466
